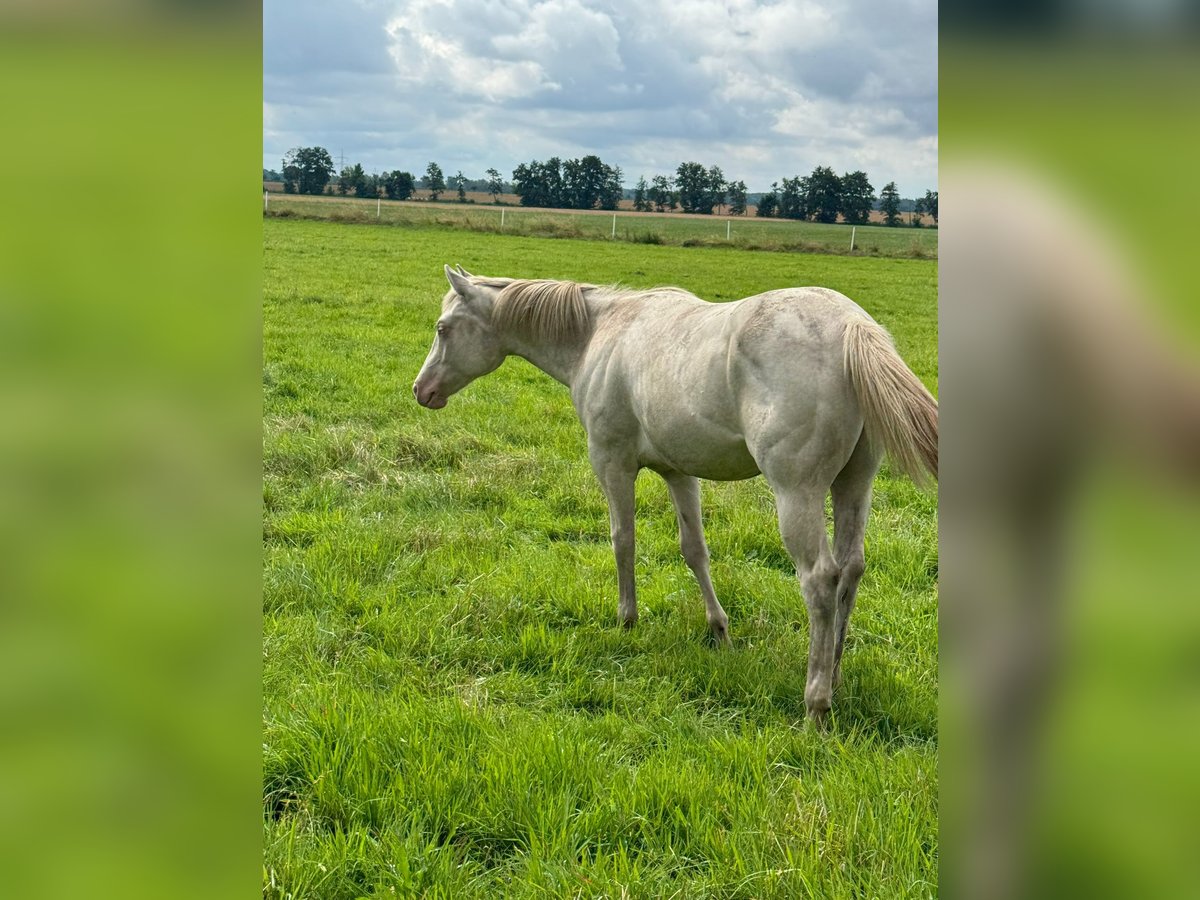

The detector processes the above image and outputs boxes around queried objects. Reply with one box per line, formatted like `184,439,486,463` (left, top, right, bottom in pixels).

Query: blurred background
0,3,261,899
2,1,1198,898
941,2,1200,899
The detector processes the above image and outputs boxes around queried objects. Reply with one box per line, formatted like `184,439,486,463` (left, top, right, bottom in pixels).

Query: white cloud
263,0,937,195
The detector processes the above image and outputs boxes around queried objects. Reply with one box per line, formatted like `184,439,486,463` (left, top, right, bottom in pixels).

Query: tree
486,168,504,203
910,192,926,227
454,170,468,202
543,158,566,207
564,155,610,210
727,180,747,216
707,165,727,215
281,161,299,193
512,155,622,210
879,181,902,226
777,176,805,219
336,163,374,198
511,162,535,206
804,166,841,223
354,167,378,199
920,189,938,224
282,146,335,196
838,170,875,225
512,157,567,208
382,170,415,200
336,163,358,196
648,175,676,213
756,187,779,217
424,162,446,200
598,164,623,211
633,176,650,212
675,161,711,214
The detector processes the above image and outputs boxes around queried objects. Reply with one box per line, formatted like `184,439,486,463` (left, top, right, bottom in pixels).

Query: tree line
628,164,750,216
272,146,936,226
276,148,512,203
754,168,938,226
511,156,624,210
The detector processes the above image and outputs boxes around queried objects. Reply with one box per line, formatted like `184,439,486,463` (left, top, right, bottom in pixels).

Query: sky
263,0,937,197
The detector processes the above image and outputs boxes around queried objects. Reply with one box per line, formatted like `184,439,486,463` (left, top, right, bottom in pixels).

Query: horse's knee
801,561,839,616
838,557,865,606
610,522,633,551
840,555,865,585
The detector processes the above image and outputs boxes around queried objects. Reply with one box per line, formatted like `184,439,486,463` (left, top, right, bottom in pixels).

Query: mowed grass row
263,218,938,898
263,192,939,259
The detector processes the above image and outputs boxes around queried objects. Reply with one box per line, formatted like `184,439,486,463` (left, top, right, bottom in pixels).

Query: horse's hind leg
771,484,841,724
830,432,883,688
663,473,729,644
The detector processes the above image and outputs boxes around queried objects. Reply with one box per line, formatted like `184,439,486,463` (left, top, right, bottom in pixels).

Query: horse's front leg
589,446,638,628
663,472,730,644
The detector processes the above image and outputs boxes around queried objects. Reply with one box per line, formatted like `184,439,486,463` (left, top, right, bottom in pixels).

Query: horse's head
413,265,506,409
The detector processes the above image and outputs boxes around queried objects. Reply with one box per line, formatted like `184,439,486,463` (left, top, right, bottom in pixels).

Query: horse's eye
436,322,448,336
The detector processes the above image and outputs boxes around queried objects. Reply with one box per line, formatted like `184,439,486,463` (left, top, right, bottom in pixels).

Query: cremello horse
414,266,937,721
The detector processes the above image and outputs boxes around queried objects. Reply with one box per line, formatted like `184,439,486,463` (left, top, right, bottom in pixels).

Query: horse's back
731,287,869,349
723,287,867,390
575,286,868,481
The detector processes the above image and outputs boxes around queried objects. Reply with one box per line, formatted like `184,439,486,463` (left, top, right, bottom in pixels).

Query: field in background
263,218,938,898
263,182,938,228
263,189,938,258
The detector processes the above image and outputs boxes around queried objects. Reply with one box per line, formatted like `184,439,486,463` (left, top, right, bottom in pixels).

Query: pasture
263,218,938,898
263,192,939,259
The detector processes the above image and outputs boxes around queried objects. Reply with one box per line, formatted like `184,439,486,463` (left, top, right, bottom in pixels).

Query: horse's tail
843,316,938,486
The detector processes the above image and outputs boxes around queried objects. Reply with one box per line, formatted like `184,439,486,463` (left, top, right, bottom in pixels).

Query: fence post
264,191,269,211
850,226,856,251
377,197,381,218
726,220,731,240
612,213,617,239
501,208,505,229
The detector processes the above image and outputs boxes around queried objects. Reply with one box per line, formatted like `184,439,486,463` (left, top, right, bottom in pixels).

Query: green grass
263,218,938,898
263,193,938,259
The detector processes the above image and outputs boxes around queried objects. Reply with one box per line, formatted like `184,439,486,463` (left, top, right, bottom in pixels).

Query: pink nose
413,379,446,409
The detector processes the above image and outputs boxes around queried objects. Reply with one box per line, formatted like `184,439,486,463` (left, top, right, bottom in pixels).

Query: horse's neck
505,332,588,388
503,292,644,387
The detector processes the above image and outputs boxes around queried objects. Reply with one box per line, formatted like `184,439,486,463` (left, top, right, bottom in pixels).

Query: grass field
263,192,938,259
263,218,938,898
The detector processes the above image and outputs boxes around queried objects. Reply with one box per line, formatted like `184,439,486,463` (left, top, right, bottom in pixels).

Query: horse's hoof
805,707,830,730
805,692,832,728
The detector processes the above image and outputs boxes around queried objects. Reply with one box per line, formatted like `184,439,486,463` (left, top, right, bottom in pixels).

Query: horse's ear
455,264,473,277
445,264,475,300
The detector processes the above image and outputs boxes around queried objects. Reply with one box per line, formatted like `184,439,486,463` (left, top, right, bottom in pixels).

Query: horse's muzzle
413,381,447,409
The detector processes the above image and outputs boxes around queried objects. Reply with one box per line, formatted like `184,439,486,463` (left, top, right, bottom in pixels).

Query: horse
413,265,937,722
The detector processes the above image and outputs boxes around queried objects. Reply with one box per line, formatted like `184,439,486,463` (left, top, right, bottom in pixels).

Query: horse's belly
638,419,760,481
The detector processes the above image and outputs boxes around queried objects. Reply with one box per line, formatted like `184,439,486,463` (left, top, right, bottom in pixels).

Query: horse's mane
477,278,700,343
481,278,593,343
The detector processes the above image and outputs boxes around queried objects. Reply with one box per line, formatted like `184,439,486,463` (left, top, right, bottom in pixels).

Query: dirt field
263,183,937,227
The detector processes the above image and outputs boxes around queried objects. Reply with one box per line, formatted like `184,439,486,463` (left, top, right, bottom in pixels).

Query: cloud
263,0,937,195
